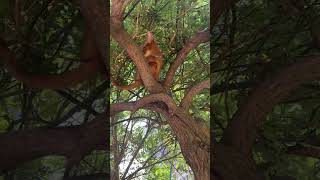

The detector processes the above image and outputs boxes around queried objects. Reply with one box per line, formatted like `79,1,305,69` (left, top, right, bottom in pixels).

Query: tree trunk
168,115,210,179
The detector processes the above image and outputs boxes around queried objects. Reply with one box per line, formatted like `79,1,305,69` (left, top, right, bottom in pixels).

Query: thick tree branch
222,56,320,156
110,93,177,116
0,113,108,171
163,30,210,90
181,80,210,110
111,93,209,145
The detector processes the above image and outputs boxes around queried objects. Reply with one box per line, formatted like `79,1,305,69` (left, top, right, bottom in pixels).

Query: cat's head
143,32,163,58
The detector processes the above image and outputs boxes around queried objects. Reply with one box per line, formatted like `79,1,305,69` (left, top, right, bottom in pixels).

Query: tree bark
169,116,210,180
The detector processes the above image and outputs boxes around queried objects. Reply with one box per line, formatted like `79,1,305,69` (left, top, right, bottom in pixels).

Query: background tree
212,0,320,179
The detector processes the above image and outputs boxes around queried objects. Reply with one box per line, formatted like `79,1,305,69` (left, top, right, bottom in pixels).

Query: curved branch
181,80,210,110
0,38,103,89
222,56,320,156
110,93,177,116
163,30,209,90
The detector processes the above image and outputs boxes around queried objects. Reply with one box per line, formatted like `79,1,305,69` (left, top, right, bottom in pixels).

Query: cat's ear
146,31,154,43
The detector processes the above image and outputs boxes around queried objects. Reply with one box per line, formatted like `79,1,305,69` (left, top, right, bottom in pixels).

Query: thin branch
122,125,152,178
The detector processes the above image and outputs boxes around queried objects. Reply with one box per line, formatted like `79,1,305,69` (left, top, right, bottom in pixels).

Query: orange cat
112,32,163,90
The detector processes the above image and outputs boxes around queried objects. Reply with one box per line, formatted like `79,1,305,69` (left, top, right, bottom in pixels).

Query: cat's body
112,32,163,90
